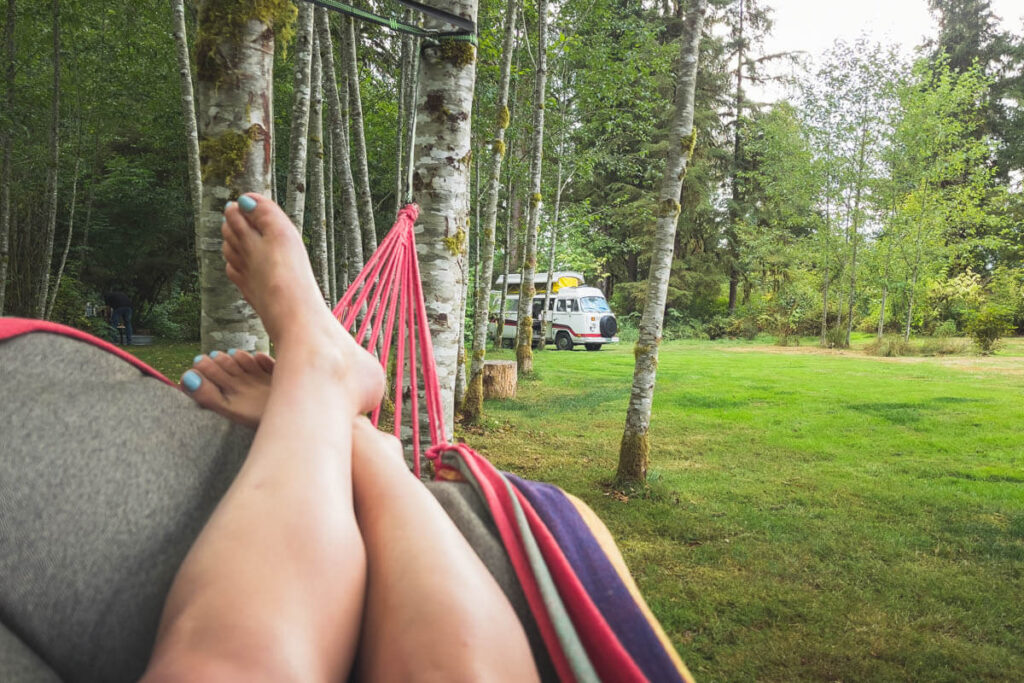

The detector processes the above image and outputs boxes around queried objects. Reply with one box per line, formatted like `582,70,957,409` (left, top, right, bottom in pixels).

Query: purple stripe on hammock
505,474,685,683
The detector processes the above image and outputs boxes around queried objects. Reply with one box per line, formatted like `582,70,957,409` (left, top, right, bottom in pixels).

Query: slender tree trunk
284,2,315,228
171,0,202,264
515,0,548,375
37,0,60,319
196,0,289,352
308,36,330,300
464,0,518,421
412,0,478,442
617,0,706,487
317,8,363,283
394,22,411,215
540,121,569,347
877,242,891,339
343,16,377,256
326,125,337,302
0,0,15,315
404,36,421,203
494,176,514,348
726,0,745,315
45,157,79,319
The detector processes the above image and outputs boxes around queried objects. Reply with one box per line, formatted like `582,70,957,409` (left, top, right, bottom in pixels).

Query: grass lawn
126,336,1024,681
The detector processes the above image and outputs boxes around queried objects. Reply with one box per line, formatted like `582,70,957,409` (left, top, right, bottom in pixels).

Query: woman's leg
349,418,539,682
176,243,538,681
144,194,384,682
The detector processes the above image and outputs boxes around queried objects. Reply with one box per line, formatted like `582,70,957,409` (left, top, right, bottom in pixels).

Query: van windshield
580,296,611,313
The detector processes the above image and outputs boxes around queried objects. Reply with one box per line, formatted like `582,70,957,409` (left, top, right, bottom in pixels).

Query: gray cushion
0,331,553,682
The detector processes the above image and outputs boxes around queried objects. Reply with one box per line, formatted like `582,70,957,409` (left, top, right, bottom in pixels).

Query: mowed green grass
469,339,1024,682
128,338,1024,681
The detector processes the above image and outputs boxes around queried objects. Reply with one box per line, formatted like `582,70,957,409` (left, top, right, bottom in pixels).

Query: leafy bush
933,319,958,338
967,305,1013,354
864,336,912,357
147,289,201,341
701,315,731,340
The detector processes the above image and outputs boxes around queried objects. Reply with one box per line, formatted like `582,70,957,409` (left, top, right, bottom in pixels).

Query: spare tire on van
599,315,617,338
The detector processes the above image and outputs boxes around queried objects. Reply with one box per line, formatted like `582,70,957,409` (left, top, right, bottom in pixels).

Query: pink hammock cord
331,204,448,477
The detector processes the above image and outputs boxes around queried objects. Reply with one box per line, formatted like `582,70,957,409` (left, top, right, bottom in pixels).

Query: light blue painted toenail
224,201,235,211
210,350,220,358
183,370,201,392
238,195,257,212
228,348,237,356
193,354,204,365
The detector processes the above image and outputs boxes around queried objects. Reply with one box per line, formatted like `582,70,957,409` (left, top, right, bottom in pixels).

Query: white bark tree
45,157,79,320
342,16,377,256
412,2,478,442
37,0,60,319
309,34,330,300
171,0,202,252
316,8,363,283
463,0,518,422
0,0,15,314
514,0,548,375
617,0,707,486
195,0,295,351
284,2,315,228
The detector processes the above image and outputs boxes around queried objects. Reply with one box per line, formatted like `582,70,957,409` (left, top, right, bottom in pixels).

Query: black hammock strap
302,0,478,45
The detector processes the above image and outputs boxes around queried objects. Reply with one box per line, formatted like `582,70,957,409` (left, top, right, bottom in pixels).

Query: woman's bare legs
144,194,384,682
350,418,539,682
175,202,538,681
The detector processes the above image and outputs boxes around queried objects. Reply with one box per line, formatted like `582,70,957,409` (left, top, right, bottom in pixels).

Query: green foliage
934,319,958,338
146,288,201,342
967,305,1014,354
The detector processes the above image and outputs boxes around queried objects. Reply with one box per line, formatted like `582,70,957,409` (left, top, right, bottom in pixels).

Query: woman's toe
181,369,224,410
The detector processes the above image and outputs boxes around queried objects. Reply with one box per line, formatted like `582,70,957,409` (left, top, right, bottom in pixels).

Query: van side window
556,300,566,312
569,299,580,312
548,299,555,310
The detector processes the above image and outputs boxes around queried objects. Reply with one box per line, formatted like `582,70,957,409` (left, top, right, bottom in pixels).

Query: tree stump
483,360,517,399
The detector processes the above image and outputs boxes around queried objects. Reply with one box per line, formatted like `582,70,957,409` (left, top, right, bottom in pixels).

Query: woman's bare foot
221,193,383,414
181,349,274,429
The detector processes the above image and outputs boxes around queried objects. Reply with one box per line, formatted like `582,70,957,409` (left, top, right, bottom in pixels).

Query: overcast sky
753,0,1024,101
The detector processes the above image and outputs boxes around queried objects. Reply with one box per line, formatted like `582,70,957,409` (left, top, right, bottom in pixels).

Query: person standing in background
104,290,133,345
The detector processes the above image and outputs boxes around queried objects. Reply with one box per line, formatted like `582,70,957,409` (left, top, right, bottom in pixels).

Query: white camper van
489,272,619,351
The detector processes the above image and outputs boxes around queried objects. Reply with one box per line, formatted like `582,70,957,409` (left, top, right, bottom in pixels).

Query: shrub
823,324,848,349
147,289,201,341
967,306,1013,355
934,319,957,338
864,336,911,357
701,315,731,340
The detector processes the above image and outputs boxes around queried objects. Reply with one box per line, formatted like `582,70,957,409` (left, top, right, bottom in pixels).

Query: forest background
1,0,1021,358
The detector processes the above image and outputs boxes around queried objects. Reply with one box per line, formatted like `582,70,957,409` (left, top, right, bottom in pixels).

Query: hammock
0,208,694,683
331,205,694,683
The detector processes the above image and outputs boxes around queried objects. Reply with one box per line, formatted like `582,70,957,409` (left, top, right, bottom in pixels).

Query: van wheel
585,343,602,351
555,332,573,351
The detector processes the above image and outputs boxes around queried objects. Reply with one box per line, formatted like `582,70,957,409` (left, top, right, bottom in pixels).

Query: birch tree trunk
0,0,15,315
37,0,60,319
343,16,377,256
316,8,363,283
464,0,518,422
45,157,79,319
195,0,293,352
326,125,337,302
171,0,202,253
284,2,315,228
394,26,411,215
494,176,514,348
617,0,707,486
308,36,330,300
515,0,548,375
412,0,478,442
